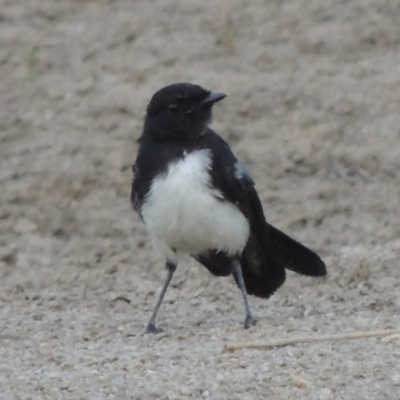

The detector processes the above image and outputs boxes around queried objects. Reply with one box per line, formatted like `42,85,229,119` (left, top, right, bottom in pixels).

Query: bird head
143,83,226,142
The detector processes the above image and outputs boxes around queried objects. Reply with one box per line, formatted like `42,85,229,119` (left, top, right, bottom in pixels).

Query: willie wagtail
132,83,326,333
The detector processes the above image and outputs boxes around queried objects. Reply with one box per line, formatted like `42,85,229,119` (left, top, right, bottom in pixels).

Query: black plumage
132,82,326,333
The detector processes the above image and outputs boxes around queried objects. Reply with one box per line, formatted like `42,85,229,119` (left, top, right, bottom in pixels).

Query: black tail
195,225,325,300
233,224,326,299
233,255,286,299
267,223,327,277
195,249,286,299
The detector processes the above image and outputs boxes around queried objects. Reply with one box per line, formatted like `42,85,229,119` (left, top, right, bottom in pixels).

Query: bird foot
244,315,257,329
145,322,163,334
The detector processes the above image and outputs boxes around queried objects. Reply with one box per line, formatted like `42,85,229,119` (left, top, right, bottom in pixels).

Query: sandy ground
1,0,400,398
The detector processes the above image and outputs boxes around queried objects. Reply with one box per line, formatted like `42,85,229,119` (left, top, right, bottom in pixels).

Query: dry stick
225,329,400,351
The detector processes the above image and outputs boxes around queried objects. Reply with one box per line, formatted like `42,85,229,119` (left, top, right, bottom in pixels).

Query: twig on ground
225,329,400,351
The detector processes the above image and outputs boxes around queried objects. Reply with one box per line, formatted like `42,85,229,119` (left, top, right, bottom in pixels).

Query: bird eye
169,103,180,112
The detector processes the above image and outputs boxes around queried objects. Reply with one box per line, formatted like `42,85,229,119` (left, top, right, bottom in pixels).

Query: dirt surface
1,0,400,398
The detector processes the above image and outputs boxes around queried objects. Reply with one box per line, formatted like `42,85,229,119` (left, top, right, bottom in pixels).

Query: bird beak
193,91,226,111
202,91,227,105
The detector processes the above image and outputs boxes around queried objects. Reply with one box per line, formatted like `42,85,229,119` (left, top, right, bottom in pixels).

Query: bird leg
232,259,257,329
146,261,177,333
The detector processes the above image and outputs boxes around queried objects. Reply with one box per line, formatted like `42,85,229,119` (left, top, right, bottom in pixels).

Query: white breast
141,149,250,263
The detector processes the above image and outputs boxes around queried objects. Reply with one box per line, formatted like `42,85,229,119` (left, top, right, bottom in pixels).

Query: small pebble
292,375,310,388
392,374,400,386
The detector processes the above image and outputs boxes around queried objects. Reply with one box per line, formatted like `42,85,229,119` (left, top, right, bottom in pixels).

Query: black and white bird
131,83,326,333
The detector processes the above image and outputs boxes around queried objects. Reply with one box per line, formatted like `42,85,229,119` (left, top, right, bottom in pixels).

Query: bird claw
146,322,163,334
244,315,257,329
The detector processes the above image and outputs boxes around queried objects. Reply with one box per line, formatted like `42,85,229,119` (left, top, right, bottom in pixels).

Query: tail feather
233,223,326,299
196,224,325,300
233,256,286,299
267,223,327,277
